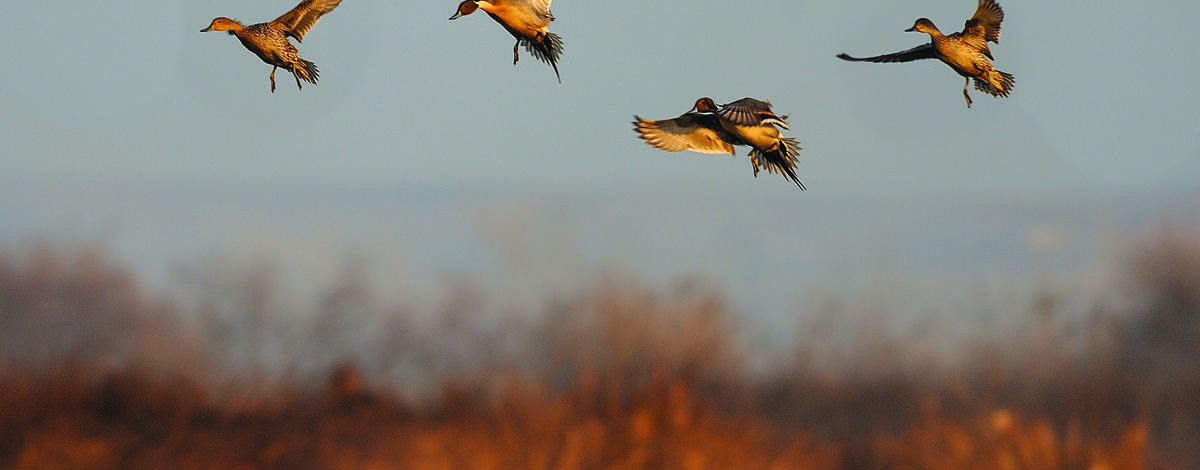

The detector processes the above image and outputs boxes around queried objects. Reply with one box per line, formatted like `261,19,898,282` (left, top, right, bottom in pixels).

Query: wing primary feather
836,44,936,63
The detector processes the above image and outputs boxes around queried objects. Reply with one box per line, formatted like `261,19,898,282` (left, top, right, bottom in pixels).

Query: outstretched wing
271,0,344,42
633,114,737,155
717,98,788,129
528,0,554,20
836,44,936,63
962,0,1004,44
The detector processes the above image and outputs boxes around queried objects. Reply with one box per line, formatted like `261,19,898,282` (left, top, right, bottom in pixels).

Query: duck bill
201,25,214,32
449,11,463,20
904,26,917,32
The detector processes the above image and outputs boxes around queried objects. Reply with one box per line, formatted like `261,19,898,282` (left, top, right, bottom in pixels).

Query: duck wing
527,0,554,20
633,113,738,155
272,0,344,42
836,44,936,63
717,98,789,129
962,0,1003,44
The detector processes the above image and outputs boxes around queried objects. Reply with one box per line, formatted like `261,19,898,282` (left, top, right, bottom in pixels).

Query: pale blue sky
2,0,1197,190
1,0,1198,319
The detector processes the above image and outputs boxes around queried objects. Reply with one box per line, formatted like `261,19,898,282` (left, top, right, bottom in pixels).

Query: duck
837,0,1012,108
633,98,805,190
449,0,563,83
202,0,344,93
715,98,805,189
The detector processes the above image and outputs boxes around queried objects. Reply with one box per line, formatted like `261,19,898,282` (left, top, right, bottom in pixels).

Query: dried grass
1,230,1197,469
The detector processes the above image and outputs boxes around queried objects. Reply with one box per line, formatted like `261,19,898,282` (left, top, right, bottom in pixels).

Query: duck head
449,1,478,20
905,18,939,34
691,97,719,113
201,17,244,33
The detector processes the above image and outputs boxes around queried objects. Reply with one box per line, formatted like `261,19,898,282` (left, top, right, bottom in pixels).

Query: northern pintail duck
837,0,1013,108
633,97,805,189
202,0,344,93
450,0,564,82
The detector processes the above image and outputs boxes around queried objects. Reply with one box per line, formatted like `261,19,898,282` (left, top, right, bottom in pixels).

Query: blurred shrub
1,228,1198,468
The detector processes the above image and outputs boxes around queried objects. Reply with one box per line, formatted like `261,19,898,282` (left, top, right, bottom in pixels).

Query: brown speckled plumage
201,0,343,93
836,0,1013,108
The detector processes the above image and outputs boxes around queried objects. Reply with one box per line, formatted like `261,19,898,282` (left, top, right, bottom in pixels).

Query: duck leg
269,66,277,93
291,67,303,90
512,40,520,65
962,77,973,108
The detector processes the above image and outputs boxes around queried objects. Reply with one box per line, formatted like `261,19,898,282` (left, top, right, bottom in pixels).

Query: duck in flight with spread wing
202,0,344,93
450,0,564,83
837,0,1012,108
633,98,805,190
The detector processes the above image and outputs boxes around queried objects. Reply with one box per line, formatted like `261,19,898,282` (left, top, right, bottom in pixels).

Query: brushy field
1,229,1197,469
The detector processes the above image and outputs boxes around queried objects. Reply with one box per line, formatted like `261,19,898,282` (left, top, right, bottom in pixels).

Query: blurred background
1,0,1198,468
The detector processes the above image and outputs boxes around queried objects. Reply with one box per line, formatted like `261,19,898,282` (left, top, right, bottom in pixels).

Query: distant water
2,178,1196,329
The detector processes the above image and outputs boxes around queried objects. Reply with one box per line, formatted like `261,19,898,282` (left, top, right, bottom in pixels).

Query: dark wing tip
836,53,873,62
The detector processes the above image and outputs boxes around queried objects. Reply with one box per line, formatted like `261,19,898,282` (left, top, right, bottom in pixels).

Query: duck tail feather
295,59,319,85
749,138,805,190
524,32,563,82
974,70,1013,97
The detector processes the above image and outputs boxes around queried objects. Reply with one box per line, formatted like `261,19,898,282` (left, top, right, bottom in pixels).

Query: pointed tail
524,32,564,83
749,137,805,190
973,69,1013,97
293,58,320,86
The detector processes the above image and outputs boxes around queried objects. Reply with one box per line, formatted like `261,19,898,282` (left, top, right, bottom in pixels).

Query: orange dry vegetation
1,231,1197,469
874,409,1150,470
0,368,1160,470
